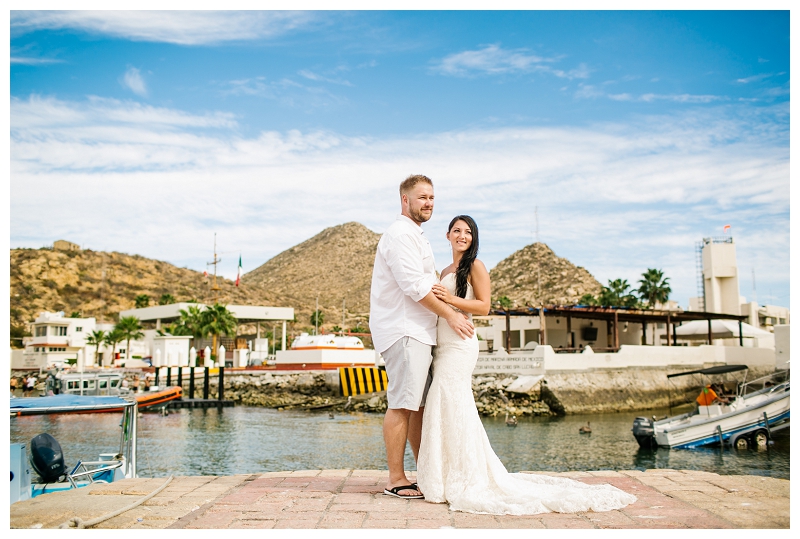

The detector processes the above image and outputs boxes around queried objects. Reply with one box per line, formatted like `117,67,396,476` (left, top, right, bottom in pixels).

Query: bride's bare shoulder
471,259,489,275
440,263,456,278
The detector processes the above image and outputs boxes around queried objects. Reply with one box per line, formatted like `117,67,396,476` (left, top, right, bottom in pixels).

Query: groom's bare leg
407,407,424,462
384,408,421,496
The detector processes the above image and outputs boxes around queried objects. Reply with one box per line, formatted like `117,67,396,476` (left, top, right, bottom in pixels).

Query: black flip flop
383,484,424,499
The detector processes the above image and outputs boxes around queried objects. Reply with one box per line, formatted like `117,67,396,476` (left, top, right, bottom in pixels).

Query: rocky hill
243,222,381,330
9,248,285,332
10,226,603,344
488,243,602,307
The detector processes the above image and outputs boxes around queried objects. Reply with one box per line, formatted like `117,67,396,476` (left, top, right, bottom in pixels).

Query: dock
166,399,234,409
9,469,789,529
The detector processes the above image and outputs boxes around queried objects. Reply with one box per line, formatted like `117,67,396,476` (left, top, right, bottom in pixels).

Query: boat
44,370,127,396
632,365,790,450
10,386,182,416
10,395,137,504
274,333,380,369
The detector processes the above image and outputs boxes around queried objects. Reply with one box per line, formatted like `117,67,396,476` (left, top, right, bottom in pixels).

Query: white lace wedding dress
416,273,637,515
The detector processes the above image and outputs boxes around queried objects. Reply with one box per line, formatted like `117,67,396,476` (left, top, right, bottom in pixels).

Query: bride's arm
431,259,491,315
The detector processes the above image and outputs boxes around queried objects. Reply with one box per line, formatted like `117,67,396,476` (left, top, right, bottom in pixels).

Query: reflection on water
9,406,789,479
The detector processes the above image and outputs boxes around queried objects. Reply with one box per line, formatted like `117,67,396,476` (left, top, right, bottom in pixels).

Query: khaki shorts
381,336,433,411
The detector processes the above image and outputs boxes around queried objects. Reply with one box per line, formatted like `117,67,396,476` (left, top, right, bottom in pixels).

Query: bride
416,215,637,515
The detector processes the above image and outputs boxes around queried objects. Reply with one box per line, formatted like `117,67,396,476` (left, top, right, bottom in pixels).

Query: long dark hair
448,215,479,298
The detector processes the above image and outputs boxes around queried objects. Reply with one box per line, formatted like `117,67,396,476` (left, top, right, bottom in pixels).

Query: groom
369,174,474,499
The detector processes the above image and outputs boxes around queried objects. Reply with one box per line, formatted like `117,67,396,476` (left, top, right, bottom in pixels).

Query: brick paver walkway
9,469,789,529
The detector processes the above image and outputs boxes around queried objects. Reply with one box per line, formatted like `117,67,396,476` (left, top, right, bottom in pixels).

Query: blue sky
8,9,792,309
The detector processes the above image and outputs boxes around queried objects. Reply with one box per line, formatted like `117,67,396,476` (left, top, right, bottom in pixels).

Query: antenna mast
208,233,221,304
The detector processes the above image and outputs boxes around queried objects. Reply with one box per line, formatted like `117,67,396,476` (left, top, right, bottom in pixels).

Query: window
35,326,47,337
76,327,83,332
68,381,79,390
48,347,66,352
52,326,67,336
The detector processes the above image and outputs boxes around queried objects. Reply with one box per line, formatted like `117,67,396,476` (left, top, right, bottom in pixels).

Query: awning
673,319,772,340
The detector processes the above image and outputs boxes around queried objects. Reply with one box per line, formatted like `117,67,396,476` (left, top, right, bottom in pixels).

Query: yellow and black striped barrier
339,367,388,397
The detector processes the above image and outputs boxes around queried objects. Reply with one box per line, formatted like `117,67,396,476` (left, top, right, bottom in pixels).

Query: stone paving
9,469,789,529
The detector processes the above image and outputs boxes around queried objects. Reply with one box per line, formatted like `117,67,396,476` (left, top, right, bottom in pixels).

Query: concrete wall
539,344,776,372
774,325,789,370
527,343,777,413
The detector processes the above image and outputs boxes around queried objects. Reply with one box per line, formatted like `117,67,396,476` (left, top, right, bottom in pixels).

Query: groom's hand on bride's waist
446,311,474,339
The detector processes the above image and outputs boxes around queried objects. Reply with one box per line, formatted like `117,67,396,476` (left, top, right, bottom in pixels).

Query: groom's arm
383,234,474,339
418,293,474,339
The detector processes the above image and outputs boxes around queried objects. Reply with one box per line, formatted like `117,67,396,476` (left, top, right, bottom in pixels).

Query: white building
689,236,789,340
16,311,149,370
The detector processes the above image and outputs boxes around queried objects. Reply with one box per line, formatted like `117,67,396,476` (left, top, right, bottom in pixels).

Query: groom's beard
409,206,432,224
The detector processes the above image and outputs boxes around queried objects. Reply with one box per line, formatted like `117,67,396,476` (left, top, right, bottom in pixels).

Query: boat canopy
10,394,134,415
667,365,749,379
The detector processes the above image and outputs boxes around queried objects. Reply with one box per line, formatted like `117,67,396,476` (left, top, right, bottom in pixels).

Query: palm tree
134,294,150,309
201,304,237,364
85,329,106,366
578,293,598,306
103,327,125,365
495,296,513,311
637,268,672,308
310,310,324,333
158,293,176,305
179,304,207,348
597,279,640,308
116,316,144,362
157,322,192,337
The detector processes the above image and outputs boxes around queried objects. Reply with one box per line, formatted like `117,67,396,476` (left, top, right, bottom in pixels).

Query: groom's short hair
399,174,433,196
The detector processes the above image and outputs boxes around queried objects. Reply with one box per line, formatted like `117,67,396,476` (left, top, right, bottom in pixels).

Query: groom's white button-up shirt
369,214,439,354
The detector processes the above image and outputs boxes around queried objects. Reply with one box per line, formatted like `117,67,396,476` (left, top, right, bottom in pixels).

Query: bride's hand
432,284,452,304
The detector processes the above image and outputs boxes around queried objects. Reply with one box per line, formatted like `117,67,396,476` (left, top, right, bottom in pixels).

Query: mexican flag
235,255,242,287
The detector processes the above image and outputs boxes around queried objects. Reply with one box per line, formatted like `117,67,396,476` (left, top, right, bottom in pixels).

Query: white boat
632,365,790,450
44,370,128,397
289,333,366,350
274,333,380,369
10,395,138,504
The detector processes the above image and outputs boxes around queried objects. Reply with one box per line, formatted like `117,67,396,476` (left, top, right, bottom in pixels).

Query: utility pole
342,297,346,336
207,233,221,305
535,206,541,302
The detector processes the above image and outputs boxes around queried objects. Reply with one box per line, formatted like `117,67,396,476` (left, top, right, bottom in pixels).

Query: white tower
700,237,741,315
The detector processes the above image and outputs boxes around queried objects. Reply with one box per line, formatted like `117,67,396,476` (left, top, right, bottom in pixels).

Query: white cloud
640,93,724,103
222,77,347,109
10,10,314,45
121,67,147,97
433,44,553,75
579,86,726,104
9,97,789,309
736,73,773,84
298,70,352,86
10,57,63,65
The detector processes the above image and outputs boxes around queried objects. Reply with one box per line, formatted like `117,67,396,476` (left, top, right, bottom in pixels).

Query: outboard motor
29,433,66,483
632,417,658,449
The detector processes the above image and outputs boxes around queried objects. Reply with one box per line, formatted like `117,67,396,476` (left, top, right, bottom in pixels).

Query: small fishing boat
632,365,790,450
10,387,182,416
10,396,137,504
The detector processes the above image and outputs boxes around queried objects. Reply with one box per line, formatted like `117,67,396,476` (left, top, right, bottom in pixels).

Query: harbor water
10,406,789,480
